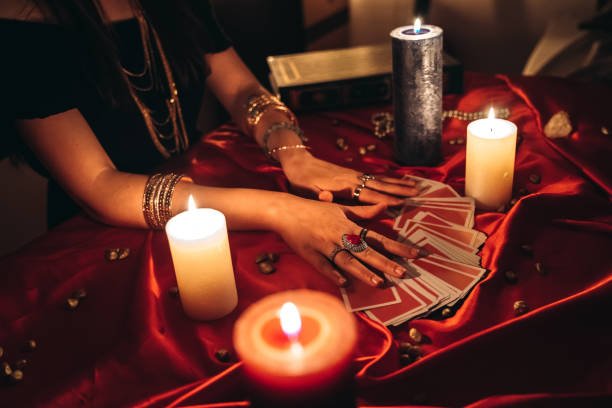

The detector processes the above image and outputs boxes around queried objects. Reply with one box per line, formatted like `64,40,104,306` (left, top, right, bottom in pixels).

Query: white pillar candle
465,108,518,210
165,196,238,320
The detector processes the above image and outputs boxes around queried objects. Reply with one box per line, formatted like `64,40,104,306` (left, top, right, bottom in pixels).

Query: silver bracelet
262,122,307,160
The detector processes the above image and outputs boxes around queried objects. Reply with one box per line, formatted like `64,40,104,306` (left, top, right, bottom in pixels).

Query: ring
328,245,344,263
352,185,364,201
360,174,376,181
341,233,368,253
359,228,368,241
357,174,375,188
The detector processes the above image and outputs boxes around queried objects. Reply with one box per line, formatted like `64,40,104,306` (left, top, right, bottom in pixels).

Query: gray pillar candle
390,22,443,166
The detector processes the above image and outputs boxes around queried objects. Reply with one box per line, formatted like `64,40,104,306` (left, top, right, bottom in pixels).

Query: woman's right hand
272,194,425,287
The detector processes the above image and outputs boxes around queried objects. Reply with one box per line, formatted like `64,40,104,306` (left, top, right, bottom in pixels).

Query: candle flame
187,195,197,211
414,18,422,33
279,302,301,339
488,107,496,119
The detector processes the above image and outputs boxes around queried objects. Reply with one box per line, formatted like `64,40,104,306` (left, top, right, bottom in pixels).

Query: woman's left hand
279,150,420,206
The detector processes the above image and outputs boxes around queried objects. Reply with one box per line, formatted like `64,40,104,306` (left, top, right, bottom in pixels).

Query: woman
0,0,423,287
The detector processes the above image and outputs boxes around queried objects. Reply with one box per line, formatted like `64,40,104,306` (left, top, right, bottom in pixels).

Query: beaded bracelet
262,122,307,160
268,144,311,160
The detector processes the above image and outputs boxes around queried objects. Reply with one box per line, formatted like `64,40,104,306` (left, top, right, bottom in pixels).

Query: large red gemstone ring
341,233,368,253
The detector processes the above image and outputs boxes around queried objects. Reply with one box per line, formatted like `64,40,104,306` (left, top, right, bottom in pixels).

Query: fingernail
394,265,408,279
370,275,384,288
418,248,429,257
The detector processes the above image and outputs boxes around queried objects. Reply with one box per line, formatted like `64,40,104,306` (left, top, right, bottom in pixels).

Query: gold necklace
121,10,190,158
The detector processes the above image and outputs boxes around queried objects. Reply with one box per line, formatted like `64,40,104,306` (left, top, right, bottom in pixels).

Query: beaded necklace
121,9,189,158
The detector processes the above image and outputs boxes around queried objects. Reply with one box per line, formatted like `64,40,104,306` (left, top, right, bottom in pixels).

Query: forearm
88,169,285,232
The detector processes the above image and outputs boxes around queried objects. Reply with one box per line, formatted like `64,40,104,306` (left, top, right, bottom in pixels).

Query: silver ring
359,228,368,241
352,185,364,201
357,174,375,188
360,174,376,181
329,245,344,263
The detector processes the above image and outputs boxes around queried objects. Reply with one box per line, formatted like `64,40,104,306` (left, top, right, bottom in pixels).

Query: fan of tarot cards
340,175,488,326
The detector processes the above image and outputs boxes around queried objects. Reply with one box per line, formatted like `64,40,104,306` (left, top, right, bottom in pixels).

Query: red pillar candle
233,289,357,408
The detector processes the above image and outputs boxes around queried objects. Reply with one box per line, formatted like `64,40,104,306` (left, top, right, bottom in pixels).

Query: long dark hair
33,0,214,106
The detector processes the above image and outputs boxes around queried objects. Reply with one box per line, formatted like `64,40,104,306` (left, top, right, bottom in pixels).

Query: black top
0,2,231,227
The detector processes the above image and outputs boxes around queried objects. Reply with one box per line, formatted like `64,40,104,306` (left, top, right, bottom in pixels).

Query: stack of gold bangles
246,93,308,161
142,172,186,229
246,93,297,130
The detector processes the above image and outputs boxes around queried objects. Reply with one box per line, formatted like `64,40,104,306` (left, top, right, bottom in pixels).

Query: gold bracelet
268,144,310,161
246,93,296,131
142,172,186,229
142,173,162,229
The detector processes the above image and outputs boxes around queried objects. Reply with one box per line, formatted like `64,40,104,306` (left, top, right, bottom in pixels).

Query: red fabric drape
1,73,610,407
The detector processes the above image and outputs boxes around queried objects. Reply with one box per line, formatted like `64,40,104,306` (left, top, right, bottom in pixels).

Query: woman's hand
272,193,425,288
278,150,420,206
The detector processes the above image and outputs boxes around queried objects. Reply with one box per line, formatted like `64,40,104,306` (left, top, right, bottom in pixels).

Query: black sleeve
1,21,82,120
190,0,232,53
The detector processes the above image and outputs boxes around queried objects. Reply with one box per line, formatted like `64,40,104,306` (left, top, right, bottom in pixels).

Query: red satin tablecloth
1,73,611,407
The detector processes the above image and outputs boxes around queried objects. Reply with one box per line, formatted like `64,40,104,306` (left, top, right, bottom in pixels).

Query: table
1,73,611,407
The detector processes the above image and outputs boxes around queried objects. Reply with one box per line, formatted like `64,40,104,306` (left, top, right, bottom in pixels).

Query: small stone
456,137,465,145
0,346,3,359
10,369,23,382
517,187,529,196
399,353,414,366
448,139,457,145
529,174,541,184
2,362,12,376
398,342,422,358
66,297,79,310
441,307,453,318
509,197,518,207
335,138,347,150
534,261,545,275
602,126,609,135
345,157,354,162
408,327,423,344
105,248,119,261
25,340,37,352
72,288,87,299
513,300,529,316
117,248,130,260
267,252,279,263
358,146,367,155
520,244,533,256
258,261,276,275
366,144,377,152
168,286,179,298
255,253,269,264
504,270,518,284
14,359,27,370
544,111,572,139
214,348,231,363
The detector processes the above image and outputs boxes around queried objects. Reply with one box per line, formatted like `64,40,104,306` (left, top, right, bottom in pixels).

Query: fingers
365,229,427,259
364,179,421,197
349,245,408,280
317,190,334,202
355,187,405,206
303,250,348,287
342,202,387,220
332,249,385,288
377,176,417,187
